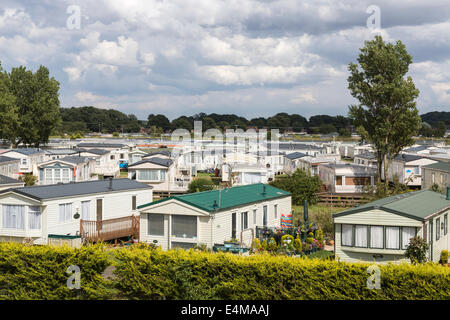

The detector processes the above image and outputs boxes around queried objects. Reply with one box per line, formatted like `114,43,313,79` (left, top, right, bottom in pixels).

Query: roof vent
262,185,266,195
213,200,218,209
108,177,113,190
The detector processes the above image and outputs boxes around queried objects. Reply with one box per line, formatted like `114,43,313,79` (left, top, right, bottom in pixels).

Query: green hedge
0,243,112,299
113,246,450,300
0,243,449,300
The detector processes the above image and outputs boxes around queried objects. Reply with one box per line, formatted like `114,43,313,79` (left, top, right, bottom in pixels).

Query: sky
0,0,449,120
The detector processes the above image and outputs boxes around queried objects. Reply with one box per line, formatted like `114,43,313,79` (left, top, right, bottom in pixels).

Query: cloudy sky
1,0,449,120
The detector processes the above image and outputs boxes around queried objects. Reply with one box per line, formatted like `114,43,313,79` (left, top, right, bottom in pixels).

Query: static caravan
0,179,153,246
333,189,450,263
138,183,291,250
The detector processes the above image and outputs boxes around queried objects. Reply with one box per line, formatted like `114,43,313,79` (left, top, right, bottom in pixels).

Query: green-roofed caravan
138,183,291,213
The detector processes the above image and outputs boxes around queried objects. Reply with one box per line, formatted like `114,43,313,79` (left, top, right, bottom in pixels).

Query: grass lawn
119,171,129,178
292,203,349,240
305,250,335,260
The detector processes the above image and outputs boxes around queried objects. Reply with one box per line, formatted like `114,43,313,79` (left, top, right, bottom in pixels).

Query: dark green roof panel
138,183,290,212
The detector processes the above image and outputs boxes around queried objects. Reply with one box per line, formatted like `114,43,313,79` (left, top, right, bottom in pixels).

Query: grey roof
45,149,78,155
274,143,323,151
77,142,126,148
58,156,92,164
404,145,429,153
80,148,110,156
0,178,151,201
355,152,376,160
393,154,424,163
422,161,450,172
4,148,44,156
143,150,172,158
0,174,23,186
334,190,450,221
0,156,19,163
129,157,173,168
286,152,307,160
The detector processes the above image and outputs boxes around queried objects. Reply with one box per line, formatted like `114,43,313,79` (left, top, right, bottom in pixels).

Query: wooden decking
80,215,140,243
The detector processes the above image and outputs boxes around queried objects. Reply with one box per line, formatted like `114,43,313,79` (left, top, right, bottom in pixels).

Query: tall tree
348,36,421,184
8,65,61,147
0,63,19,144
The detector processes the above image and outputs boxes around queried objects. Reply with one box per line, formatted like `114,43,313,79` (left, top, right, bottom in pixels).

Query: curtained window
341,224,353,246
59,203,72,223
385,226,400,249
138,170,160,181
370,226,384,249
3,205,25,229
28,206,41,229
148,214,164,236
355,225,368,247
81,201,90,220
402,227,416,249
172,215,197,238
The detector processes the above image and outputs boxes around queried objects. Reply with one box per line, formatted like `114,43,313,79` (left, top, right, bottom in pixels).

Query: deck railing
80,215,140,242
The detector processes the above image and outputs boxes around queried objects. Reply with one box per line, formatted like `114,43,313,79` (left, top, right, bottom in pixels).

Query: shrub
267,237,278,254
0,244,449,300
188,177,215,193
404,236,429,264
112,247,450,300
293,235,302,254
440,250,449,265
0,243,112,299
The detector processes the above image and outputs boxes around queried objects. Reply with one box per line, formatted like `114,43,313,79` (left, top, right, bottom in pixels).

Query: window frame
385,226,401,250
436,217,440,241
148,213,165,236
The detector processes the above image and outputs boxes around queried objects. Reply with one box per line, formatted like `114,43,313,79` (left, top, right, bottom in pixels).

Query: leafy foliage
347,36,421,183
404,236,429,264
0,244,448,300
0,63,61,147
113,246,450,300
270,169,322,205
188,177,216,193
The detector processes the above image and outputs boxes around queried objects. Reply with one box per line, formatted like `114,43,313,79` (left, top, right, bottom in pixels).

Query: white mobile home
319,163,376,194
2,149,45,176
0,179,153,245
333,189,450,263
128,157,192,195
138,183,291,250
385,154,437,187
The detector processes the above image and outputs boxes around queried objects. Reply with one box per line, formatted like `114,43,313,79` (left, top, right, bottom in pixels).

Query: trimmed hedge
113,246,450,300
0,243,449,300
0,243,112,299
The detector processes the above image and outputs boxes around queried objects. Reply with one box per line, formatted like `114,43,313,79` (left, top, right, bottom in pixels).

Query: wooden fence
80,215,140,243
316,192,368,206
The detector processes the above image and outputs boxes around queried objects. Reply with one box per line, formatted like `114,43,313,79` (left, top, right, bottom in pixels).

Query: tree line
148,112,354,135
